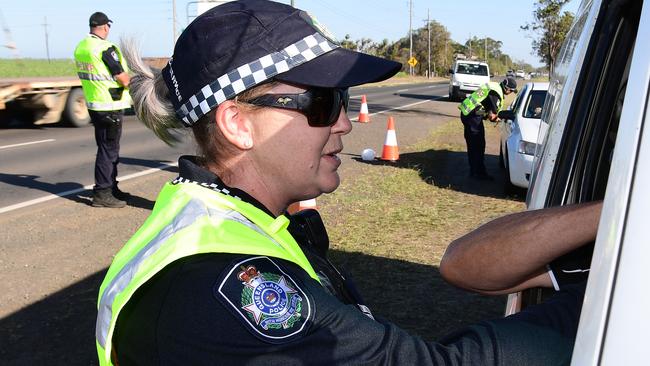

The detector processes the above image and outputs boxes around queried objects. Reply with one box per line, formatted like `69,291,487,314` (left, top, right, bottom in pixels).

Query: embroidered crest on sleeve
215,256,312,343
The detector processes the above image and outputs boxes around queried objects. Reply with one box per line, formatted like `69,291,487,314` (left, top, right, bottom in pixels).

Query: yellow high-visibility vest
458,82,504,116
74,35,131,111
95,182,320,365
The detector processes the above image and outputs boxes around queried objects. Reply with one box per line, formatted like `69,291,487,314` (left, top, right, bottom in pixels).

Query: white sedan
498,81,549,191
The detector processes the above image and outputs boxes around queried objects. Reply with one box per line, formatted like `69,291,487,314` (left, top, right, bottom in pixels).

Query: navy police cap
162,0,401,126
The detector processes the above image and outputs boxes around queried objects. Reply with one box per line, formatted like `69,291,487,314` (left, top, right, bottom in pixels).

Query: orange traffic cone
381,116,399,161
287,198,318,214
357,95,370,123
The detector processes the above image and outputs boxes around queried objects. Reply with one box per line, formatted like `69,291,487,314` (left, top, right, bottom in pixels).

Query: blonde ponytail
120,38,185,145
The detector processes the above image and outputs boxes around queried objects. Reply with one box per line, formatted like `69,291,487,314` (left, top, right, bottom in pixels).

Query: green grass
317,119,525,340
0,59,77,78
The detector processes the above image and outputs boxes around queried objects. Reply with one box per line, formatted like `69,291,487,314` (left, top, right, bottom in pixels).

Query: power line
314,0,389,37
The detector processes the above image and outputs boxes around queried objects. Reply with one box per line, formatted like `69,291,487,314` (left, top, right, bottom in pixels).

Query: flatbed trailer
0,77,90,127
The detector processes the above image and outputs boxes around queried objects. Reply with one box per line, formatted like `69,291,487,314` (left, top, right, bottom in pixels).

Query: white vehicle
448,59,490,102
515,69,526,78
510,0,650,363
498,81,549,191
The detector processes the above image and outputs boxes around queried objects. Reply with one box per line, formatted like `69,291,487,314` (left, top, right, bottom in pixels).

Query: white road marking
350,95,449,122
0,162,178,214
0,139,55,150
1,90,451,213
351,83,446,99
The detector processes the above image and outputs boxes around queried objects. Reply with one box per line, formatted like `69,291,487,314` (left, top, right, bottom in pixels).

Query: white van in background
448,57,490,102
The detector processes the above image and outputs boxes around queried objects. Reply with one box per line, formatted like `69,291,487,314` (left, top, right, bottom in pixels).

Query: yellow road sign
407,57,418,67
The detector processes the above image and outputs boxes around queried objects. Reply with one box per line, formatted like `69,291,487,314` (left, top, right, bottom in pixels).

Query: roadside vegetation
318,119,525,340
0,59,76,78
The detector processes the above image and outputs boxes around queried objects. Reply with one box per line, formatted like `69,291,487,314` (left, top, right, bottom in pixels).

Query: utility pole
172,0,177,46
408,0,413,76
484,37,487,62
445,39,448,69
468,33,472,58
291,0,295,6
42,16,50,63
427,9,430,78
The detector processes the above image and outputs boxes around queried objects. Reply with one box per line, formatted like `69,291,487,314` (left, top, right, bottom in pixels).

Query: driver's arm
440,201,602,295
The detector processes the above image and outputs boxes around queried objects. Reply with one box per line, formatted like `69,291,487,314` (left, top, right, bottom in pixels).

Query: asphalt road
0,81,449,211
0,80,461,365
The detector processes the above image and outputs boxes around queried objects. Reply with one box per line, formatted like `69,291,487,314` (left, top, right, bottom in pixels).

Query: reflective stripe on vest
73,35,131,111
77,72,114,82
458,82,504,116
95,182,320,366
86,100,132,110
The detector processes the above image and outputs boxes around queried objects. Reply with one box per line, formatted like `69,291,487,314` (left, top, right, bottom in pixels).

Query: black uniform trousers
90,110,123,191
460,112,487,176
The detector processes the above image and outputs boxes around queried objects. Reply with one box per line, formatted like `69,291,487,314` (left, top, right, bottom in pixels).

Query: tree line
339,0,574,77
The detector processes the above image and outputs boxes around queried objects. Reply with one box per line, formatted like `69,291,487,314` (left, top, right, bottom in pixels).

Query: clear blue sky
0,0,578,67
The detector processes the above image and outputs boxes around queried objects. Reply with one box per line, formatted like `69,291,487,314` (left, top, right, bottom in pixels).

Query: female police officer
95,1,583,365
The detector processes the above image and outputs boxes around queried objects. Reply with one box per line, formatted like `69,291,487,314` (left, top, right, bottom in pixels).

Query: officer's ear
214,100,254,150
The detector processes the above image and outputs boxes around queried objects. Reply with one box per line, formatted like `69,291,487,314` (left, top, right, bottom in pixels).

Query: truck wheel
63,88,91,127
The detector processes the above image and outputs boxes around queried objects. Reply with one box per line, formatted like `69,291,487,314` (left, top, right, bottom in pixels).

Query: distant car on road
448,58,491,102
498,81,549,191
506,70,516,78
515,70,526,78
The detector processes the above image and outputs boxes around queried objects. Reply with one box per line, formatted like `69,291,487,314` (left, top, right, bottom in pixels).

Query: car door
573,1,650,364
500,84,527,157
520,0,647,363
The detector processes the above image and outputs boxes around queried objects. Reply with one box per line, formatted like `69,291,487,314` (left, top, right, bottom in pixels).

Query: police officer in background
74,12,131,208
459,77,517,180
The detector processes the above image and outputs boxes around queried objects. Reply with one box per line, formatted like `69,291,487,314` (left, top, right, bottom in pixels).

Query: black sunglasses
246,88,349,127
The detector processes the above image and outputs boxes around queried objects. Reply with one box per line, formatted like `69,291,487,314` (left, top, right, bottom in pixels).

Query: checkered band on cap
175,32,338,126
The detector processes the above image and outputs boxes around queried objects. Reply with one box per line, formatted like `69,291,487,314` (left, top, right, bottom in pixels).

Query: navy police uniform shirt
113,156,585,365
482,90,502,115
88,34,124,76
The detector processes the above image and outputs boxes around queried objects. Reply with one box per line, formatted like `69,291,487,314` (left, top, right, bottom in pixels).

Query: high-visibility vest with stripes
73,35,131,111
458,82,504,116
95,182,320,366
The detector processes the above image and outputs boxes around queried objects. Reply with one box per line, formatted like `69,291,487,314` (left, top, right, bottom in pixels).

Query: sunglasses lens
306,88,349,127
301,89,333,127
249,88,349,127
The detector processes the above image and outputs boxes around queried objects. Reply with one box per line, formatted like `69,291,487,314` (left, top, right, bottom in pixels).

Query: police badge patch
215,256,313,343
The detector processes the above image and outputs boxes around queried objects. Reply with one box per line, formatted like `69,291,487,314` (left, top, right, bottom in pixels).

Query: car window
528,1,594,202
510,84,528,113
455,63,488,76
523,90,548,119
522,0,641,317
556,0,640,205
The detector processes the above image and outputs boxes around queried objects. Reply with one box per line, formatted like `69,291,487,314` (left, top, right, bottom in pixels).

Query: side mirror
498,110,515,121
448,69,454,74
